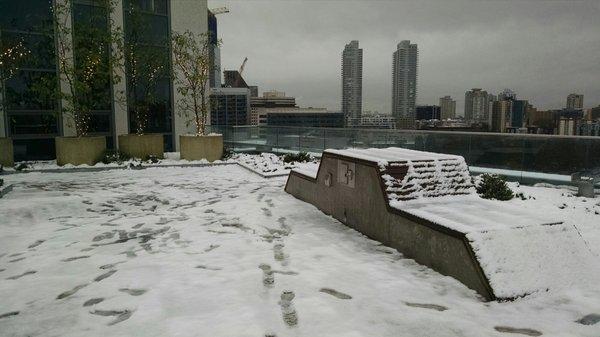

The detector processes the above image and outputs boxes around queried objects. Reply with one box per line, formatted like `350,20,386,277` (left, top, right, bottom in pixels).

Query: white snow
325,147,467,169
233,153,318,177
0,164,599,336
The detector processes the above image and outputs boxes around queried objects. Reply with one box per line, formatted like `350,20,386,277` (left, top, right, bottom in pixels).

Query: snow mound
468,223,599,299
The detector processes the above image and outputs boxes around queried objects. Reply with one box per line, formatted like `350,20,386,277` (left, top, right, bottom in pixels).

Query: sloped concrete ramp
285,148,595,300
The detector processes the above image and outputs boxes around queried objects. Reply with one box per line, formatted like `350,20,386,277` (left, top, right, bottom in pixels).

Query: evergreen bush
283,152,311,163
476,174,514,201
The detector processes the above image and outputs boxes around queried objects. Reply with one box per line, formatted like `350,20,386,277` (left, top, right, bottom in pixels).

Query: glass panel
88,112,111,133
0,0,54,32
4,70,57,110
9,113,58,135
1,31,55,70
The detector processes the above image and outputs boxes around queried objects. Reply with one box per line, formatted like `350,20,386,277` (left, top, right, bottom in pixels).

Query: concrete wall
285,153,494,300
170,0,208,150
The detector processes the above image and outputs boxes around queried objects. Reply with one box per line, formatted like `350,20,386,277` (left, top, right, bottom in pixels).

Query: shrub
15,163,28,171
101,150,130,165
143,155,160,164
476,174,514,201
221,146,233,160
0,178,3,187
283,152,311,163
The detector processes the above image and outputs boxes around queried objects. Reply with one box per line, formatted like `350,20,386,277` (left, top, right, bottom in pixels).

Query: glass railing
208,125,600,184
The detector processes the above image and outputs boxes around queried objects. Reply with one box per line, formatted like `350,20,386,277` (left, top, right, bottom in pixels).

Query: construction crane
239,57,248,76
209,7,230,15
235,57,248,87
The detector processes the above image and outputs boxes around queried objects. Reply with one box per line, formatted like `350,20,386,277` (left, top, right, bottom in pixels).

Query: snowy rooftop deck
1,164,600,336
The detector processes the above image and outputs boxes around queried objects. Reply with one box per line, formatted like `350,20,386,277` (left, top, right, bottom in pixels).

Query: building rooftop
0,155,599,335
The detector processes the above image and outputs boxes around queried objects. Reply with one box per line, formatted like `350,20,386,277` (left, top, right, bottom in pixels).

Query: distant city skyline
210,0,600,114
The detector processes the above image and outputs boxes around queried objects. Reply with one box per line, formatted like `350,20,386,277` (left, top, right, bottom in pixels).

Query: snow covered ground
1,164,599,336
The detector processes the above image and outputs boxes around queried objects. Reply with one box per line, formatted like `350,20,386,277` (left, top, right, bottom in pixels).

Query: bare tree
171,30,219,135
45,0,124,137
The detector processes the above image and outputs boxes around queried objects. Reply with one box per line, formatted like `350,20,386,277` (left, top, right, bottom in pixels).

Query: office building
558,118,577,136
223,70,248,88
209,87,250,126
349,113,396,129
250,90,296,125
416,105,441,120
248,86,259,98
207,9,221,88
439,96,456,119
341,40,363,125
590,106,600,121
266,109,344,128
511,100,528,128
491,100,512,133
566,93,584,110
0,0,209,160
464,88,491,123
392,40,418,128
578,121,600,136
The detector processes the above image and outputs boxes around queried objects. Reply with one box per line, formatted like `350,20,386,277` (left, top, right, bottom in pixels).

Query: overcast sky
208,0,600,115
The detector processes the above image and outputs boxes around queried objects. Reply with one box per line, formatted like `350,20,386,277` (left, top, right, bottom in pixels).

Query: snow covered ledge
285,147,597,301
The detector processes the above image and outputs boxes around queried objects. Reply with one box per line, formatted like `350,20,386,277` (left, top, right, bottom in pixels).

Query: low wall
285,153,494,300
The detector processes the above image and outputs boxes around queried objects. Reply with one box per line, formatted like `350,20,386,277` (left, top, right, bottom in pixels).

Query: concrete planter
180,134,223,162
118,134,164,159
0,137,14,167
55,136,106,166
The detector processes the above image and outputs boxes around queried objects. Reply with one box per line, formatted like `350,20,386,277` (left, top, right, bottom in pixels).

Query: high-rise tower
392,40,418,128
341,40,363,126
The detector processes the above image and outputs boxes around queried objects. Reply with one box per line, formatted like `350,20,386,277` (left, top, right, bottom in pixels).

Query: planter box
56,136,106,166
118,134,164,159
0,137,14,167
180,134,223,162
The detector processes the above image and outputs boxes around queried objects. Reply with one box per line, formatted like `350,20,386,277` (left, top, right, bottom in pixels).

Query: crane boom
209,7,229,15
239,57,248,75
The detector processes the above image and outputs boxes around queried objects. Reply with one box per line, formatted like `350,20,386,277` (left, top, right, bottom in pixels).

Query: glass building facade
1,0,58,160
0,0,207,160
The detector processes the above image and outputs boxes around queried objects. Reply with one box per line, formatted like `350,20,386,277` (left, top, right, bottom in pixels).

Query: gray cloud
208,0,600,114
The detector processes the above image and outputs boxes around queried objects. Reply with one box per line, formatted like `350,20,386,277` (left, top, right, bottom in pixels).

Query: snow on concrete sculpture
285,147,597,301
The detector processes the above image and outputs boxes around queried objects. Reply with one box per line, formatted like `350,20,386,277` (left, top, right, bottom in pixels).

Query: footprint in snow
90,309,133,326
279,290,298,327
119,288,147,296
6,270,37,280
261,208,272,217
319,288,352,300
61,255,90,262
404,302,448,311
204,244,220,253
83,298,104,307
27,240,45,249
57,284,89,299
0,311,19,319
494,326,542,336
259,264,274,287
195,265,222,271
576,313,600,325
94,270,117,282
